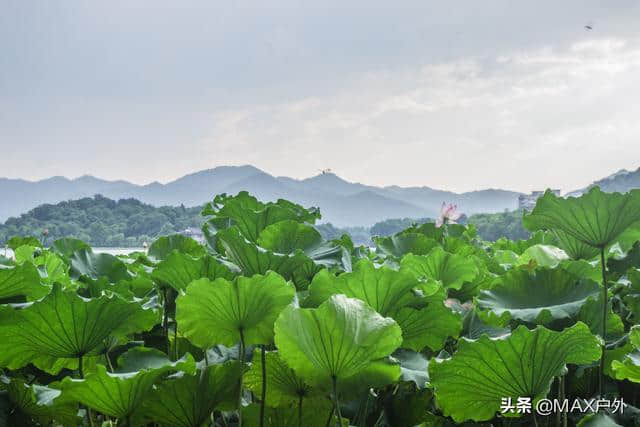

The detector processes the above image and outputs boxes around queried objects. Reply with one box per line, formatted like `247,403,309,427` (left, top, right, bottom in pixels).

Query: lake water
2,247,145,259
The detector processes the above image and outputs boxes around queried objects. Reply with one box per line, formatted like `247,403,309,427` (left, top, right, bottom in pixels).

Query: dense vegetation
466,209,530,242
0,195,203,247
2,188,640,426
0,196,529,249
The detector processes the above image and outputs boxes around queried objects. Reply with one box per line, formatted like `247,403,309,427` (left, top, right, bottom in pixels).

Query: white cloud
200,37,640,192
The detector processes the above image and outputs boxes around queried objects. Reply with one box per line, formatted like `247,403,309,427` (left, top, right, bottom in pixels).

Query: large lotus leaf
393,302,462,352
177,272,295,348
491,230,554,255
0,262,49,301
35,251,71,288
516,244,569,268
7,236,41,250
257,220,346,268
274,294,402,389
0,284,157,372
50,238,90,259
429,322,602,422
400,247,478,290
577,413,622,427
476,268,601,325
554,229,600,260
10,246,38,266
611,325,640,383
392,349,430,389
577,294,625,342
70,248,131,283
142,361,242,427
218,226,321,289
374,233,440,258
492,250,520,270
1,376,79,426
608,241,640,276
203,191,320,243
621,269,640,322
245,348,322,408
151,252,234,291
306,259,419,315
59,347,195,423
523,187,640,248
559,259,602,283
147,235,205,261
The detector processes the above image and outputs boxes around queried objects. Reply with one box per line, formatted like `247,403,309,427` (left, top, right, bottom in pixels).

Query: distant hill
0,195,203,247
2,165,523,226
568,167,640,196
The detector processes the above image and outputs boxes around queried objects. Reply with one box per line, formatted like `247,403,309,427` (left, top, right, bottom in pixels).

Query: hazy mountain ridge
7,165,620,227
568,167,640,196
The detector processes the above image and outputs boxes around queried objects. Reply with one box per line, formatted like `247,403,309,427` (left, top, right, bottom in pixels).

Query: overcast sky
1,1,639,192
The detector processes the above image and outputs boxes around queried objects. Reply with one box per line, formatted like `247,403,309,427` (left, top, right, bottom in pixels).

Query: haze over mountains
1,165,638,226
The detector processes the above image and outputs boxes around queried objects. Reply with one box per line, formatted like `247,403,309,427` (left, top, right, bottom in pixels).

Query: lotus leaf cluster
0,188,639,426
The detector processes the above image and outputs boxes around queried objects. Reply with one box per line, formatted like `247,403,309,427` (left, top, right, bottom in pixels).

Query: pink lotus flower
436,202,461,227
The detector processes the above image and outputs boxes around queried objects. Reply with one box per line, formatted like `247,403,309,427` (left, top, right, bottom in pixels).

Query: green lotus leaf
476,268,601,325
611,325,640,383
142,361,242,427
0,262,49,301
1,376,79,426
177,272,295,348
245,348,322,408
392,349,430,389
405,222,445,241
274,294,402,389
559,259,602,283
523,187,640,248
332,358,401,394
35,251,71,288
608,241,640,276
429,322,602,422
242,401,337,427
7,236,41,251
553,229,600,260
577,294,625,341
13,245,38,264
492,250,519,270
70,248,131,283
621,269,640,323
577,413,622,427
257,220,346,268
59,347,195,424
148,235,205,261
400,247,478,290
50,238,90,259
394,302,462,352
516,244,569,268
218,226,321,289
203,192,320,243
491,230,553,255
151,252,234,291
306,259,419,315
463,310,511,339
0,284,157,372
374,232,440,259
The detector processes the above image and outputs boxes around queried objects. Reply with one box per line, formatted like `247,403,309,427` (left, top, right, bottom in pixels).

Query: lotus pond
1,188,640,426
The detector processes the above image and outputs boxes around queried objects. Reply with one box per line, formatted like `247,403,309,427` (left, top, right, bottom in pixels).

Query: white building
518,189,561,211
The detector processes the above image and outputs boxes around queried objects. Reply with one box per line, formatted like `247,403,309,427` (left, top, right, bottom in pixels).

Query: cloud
200,37,640,192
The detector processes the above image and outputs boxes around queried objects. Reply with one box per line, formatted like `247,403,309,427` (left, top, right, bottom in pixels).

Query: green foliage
429,323,601,422
0,195,203,247
0,189,639,426
467,209,530,241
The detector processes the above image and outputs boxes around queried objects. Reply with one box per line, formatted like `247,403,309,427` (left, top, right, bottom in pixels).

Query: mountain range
2,165,638,226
